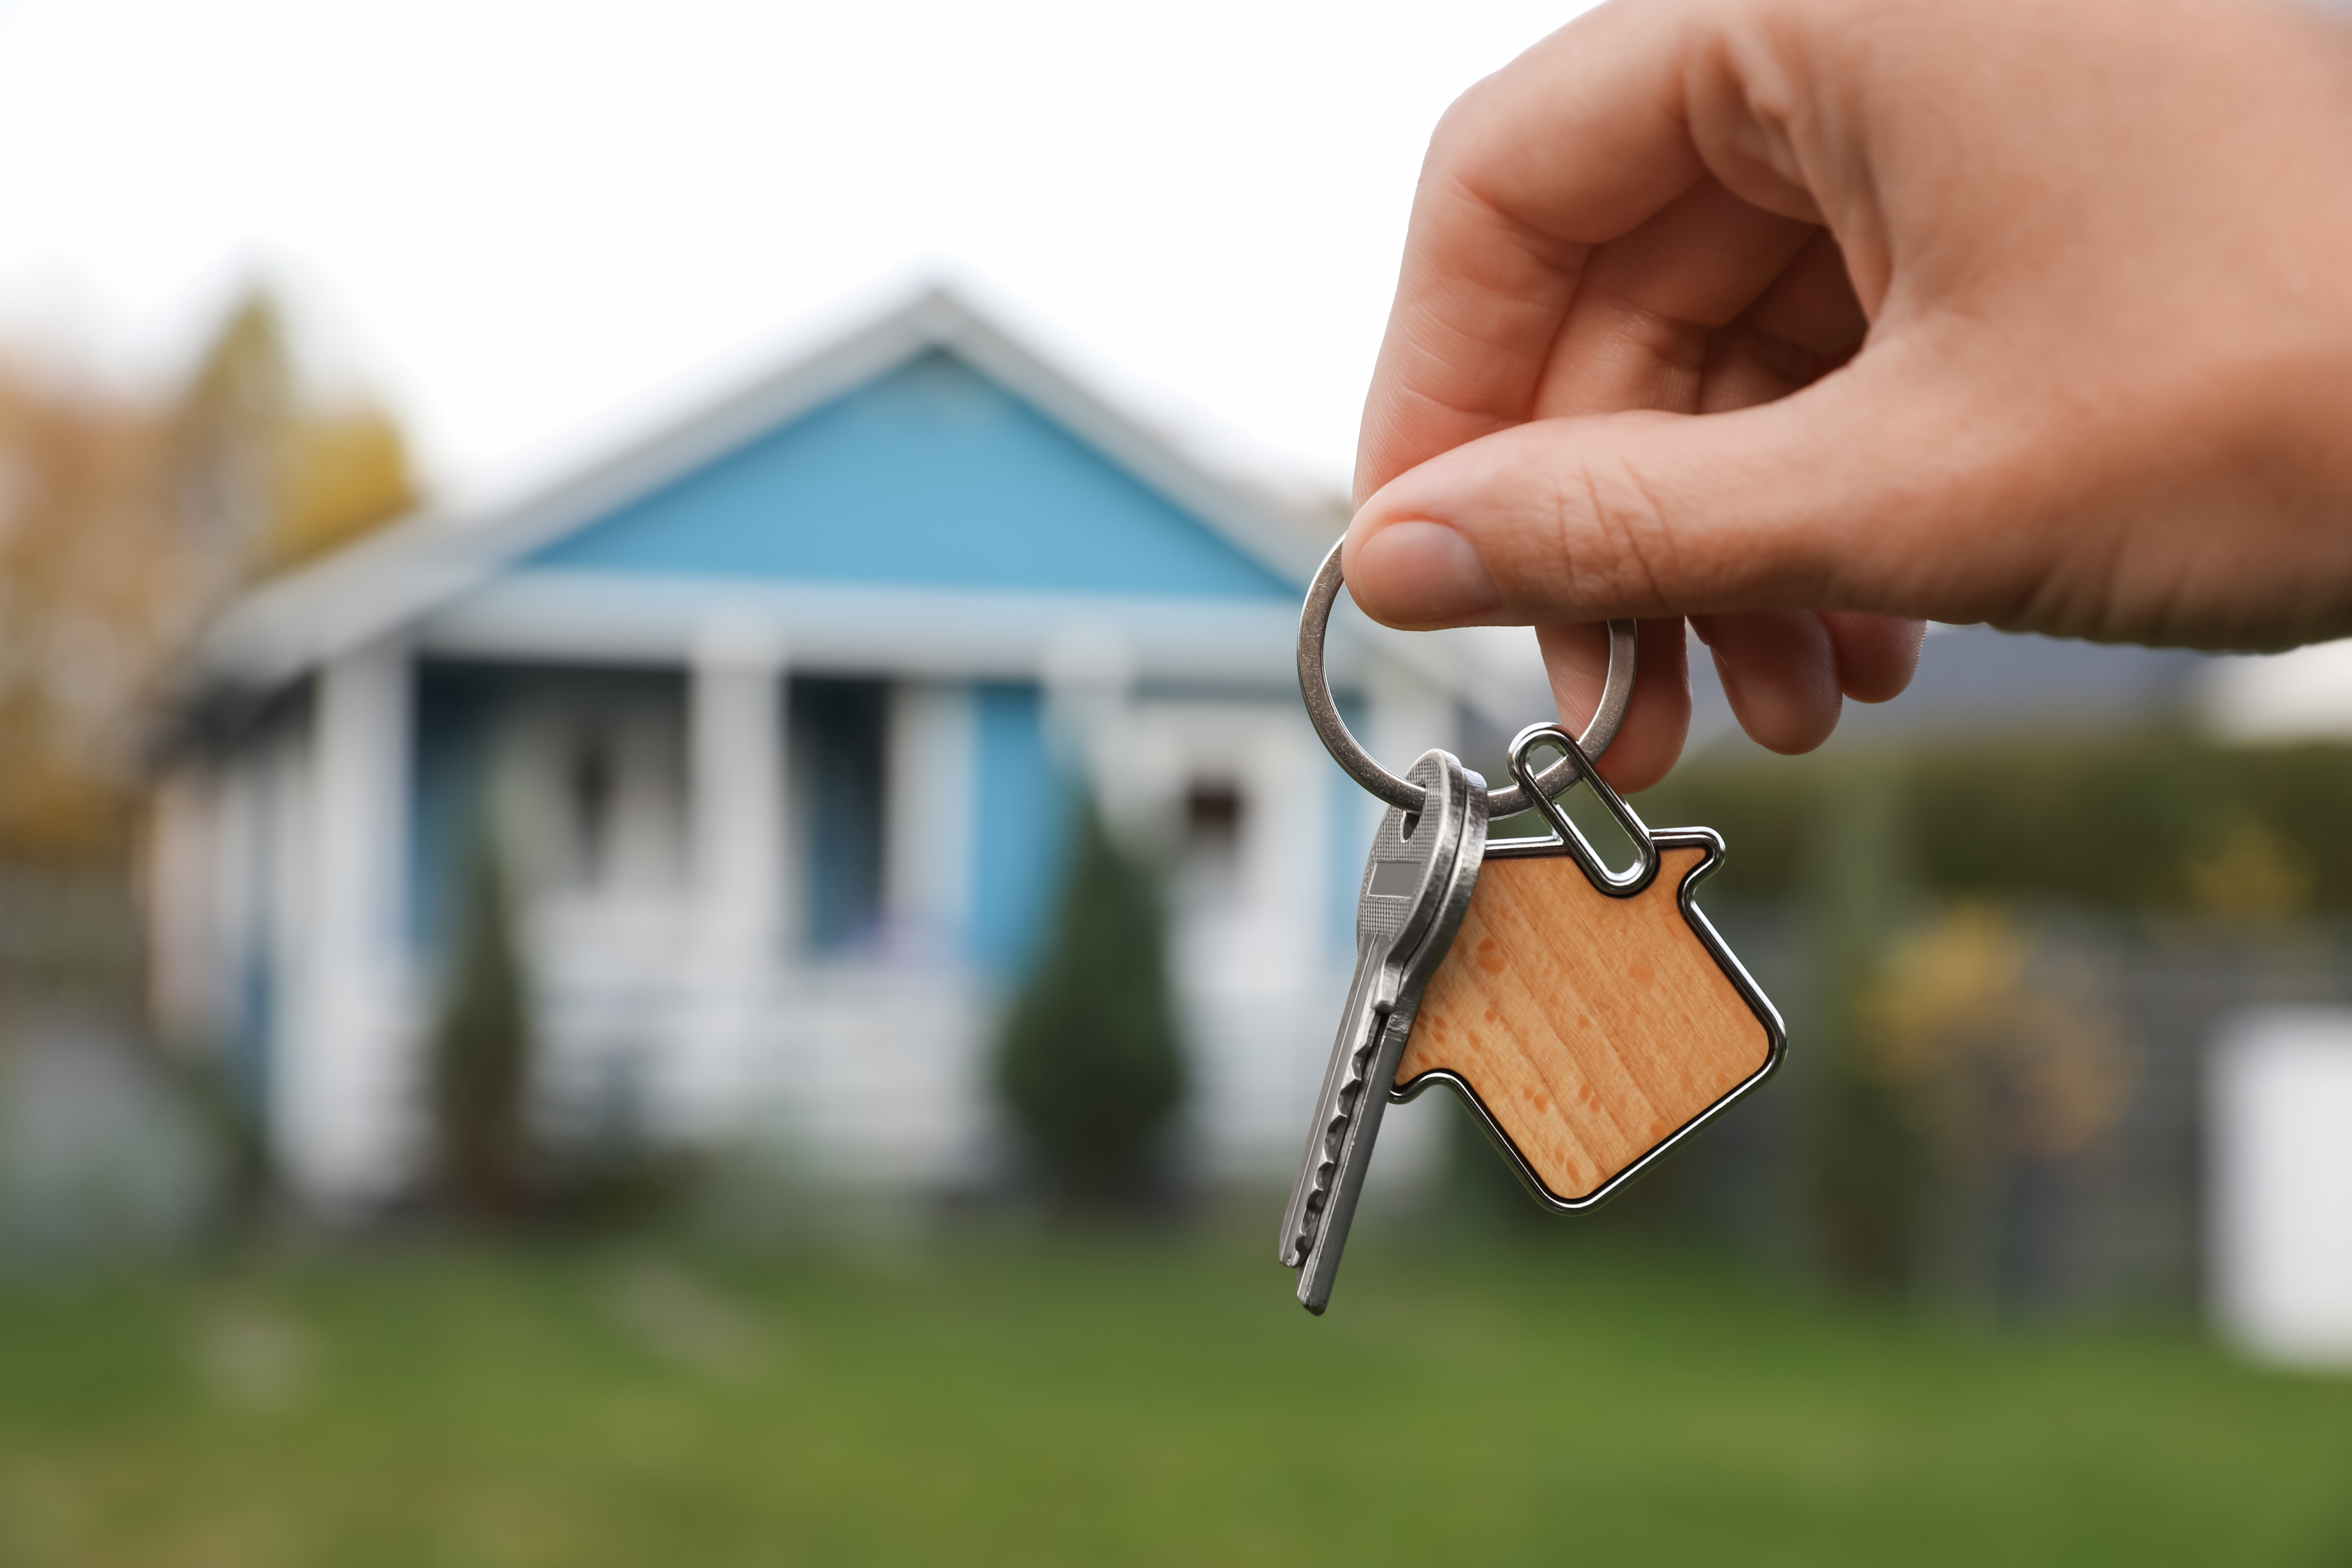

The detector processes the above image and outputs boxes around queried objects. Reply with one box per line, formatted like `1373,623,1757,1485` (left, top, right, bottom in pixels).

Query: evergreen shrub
427,834,533,1217
996,802,1186,1209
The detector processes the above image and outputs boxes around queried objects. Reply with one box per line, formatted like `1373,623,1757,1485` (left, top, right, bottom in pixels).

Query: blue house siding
969,682,1072,975
409,662,499,959
527,351,1295,601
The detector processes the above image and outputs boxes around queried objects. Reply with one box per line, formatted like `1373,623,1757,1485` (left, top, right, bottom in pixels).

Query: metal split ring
1296,538,1637,819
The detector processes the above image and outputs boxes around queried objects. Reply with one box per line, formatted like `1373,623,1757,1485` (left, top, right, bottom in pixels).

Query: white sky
0,0,1596,513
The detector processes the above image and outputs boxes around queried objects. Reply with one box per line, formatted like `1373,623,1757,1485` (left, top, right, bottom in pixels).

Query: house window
1184,779,1244,866
1181,778,1246,906
792,676,888,952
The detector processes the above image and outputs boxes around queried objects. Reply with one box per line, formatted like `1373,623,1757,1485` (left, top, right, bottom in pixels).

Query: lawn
0,1228,2345,1567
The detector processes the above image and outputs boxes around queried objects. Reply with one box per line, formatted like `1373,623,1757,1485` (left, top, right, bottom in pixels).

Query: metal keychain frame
1388,777,1789,1213
1296,538,1637,819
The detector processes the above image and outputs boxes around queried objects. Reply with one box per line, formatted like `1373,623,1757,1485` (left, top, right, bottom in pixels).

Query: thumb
1342,362,2010,630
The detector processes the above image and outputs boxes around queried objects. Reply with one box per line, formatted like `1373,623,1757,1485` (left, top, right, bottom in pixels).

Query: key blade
1275,756,1455,1270
1289,747,1486,1316
1280,750,1489,1314
1296,1009,1415,1312
1294,835,1482,1312
1276,955,1383,1267
1275,762,1458,1270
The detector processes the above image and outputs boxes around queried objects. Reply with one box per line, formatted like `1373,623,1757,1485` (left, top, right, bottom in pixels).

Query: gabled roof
189,288,1344,696
520,348,1302,599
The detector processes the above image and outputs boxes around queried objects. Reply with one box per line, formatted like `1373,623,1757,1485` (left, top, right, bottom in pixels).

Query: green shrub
1640,732,2352,917
428,834,533,1217
996,802,1186,1209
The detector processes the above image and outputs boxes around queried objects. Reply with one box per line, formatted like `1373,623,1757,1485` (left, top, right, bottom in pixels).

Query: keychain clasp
1491,722,1661,898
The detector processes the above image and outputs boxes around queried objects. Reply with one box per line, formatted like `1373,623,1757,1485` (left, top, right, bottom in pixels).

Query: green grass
0,1230,2346,1567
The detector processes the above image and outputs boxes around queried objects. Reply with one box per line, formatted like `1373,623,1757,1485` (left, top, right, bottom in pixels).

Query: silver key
1278,749,1488,1313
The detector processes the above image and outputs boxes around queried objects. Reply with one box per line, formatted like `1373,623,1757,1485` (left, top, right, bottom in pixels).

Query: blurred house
132,279,2352,1303
143,290,1489,1212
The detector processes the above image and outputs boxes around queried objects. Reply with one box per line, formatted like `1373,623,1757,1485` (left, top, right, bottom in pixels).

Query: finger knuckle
1423,80,1495,177
1542,450,1678,615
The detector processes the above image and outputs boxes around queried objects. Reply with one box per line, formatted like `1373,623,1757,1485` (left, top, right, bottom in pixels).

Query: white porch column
883,680,977,960
681,616,788,1136
1365,660,1458,812
279,637,414,1211
867,680,991,1185
1355,657,1458,895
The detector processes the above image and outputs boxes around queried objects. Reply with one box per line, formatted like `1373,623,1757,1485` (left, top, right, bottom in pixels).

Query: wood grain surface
1395,845,1773,1204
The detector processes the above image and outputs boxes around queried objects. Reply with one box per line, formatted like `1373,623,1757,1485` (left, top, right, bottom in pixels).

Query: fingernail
1354,520,1501,623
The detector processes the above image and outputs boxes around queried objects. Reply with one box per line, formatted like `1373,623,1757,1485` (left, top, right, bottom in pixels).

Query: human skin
1344,0,2352,790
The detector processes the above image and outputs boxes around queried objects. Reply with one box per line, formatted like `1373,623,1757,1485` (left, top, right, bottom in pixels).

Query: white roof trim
184,286,1509,725
413,571,1318,686
196,290,1314,686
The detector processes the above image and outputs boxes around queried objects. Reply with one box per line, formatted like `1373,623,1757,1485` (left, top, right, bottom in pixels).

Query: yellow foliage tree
172,291,419,580
1860,904,2137,1304
0,287,419,861
270,404,416,570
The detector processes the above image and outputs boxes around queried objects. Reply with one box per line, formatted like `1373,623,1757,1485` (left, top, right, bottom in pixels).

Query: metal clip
1493,722,1660,898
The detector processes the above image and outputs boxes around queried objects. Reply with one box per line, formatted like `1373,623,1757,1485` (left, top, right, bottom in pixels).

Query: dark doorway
791,676,888,951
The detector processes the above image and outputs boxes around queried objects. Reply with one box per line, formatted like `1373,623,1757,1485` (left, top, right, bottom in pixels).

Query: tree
0,285,420,864
996,802,1186,1209
0,363,168,858
173,289,419,580
427,834,534,1217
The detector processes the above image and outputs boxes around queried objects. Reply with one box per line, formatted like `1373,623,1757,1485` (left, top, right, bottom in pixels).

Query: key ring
1296,538,1637,818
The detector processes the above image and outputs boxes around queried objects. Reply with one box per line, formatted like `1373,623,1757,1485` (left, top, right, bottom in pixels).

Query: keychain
1280,540,1785,1311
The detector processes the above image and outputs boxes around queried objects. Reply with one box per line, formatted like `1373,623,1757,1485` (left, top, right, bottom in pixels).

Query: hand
1345,0,2352,790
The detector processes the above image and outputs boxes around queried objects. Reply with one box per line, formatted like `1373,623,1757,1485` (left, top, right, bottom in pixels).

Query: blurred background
3,2,2351,1563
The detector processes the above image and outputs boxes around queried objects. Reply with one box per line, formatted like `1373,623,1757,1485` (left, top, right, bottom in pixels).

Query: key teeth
1285,1148,1344,1262
1289,1024,1383,1273
1291,1163,1334,1251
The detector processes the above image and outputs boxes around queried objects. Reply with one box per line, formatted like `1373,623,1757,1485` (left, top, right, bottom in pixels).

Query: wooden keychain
1392,722,1784,1208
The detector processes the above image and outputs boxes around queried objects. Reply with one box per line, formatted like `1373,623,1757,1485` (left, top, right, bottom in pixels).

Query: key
1278,748,1487,1314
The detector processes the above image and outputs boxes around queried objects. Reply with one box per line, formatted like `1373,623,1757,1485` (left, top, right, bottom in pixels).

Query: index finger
1353,0,1811,502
